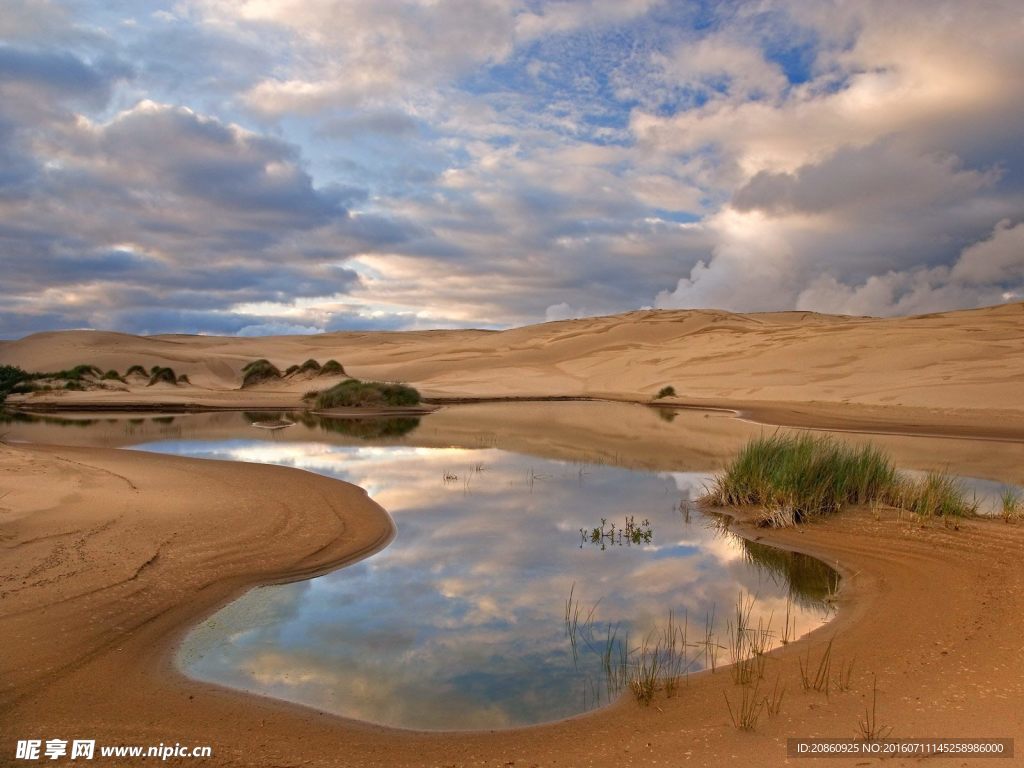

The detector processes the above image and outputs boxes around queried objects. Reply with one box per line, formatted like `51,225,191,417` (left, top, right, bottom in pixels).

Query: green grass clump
50,364,102,381
319,359,346,376
298,358,321,373
654,385,676,399
314,379,420,409
284,365,300,375
896,472,977,519
703,434,976,526
147,367,178,386
102,369,125,382
125,365,148,377
241,359,282,387
176,374,191,385
1000,488,1022,523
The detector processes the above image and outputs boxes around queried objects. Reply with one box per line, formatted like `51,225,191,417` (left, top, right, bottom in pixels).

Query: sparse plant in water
580,515,653,550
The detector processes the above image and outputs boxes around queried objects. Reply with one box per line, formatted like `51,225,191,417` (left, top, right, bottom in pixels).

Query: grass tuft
999,488,1022,523
857,674,892,741
703,434,977,524
125,364,148,377
319,359,346,376
654,385,676,399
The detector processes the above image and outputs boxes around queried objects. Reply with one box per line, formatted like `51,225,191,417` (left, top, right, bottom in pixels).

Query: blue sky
1,0,1022,336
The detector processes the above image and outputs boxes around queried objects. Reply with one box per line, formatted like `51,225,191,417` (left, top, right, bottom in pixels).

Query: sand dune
2,304,1022,425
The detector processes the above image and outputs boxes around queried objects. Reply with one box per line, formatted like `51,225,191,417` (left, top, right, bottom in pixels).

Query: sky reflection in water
136,437,837,730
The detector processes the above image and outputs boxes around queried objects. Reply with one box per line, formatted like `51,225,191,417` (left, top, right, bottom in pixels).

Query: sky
1,0,1023,337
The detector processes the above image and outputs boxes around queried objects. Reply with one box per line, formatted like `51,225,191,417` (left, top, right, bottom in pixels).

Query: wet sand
2,402,1023,766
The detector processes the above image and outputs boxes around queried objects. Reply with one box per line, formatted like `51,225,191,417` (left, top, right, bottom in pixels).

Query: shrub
241,359,282,387
147,367,178,386
320,359,346,376
655,385,676,399
314,379,420,409
0,365,29,403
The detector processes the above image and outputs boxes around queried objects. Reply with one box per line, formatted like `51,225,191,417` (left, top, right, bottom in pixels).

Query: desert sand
2,304,1024,766
2,303,1023,437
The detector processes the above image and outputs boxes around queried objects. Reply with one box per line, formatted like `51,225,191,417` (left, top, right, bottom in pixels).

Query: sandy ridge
3,303,1023,422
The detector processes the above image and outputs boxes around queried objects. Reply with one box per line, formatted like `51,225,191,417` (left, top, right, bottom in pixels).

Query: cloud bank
1,1,1022,336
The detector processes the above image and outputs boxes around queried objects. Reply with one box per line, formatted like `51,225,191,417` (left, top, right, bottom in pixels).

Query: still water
134,430,836,730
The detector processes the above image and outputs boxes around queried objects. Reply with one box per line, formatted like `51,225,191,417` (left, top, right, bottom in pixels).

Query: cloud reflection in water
143,440,835,730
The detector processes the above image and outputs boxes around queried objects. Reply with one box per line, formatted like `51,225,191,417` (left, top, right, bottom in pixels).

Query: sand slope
2,303,1023,422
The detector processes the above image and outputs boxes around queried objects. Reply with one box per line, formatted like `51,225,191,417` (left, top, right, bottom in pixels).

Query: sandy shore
2,410,1023,767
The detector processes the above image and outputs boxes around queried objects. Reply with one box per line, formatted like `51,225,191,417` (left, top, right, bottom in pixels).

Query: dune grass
241,359,282,387
320,359,345,376
314,379,420,409
125,364,148,377
147,366,178,386
654,385,676,399
703,433,977,526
